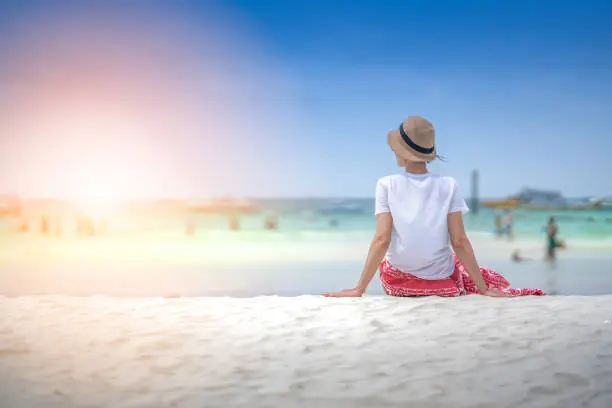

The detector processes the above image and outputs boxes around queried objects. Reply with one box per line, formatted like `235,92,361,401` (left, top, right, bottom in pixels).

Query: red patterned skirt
379,255,545,297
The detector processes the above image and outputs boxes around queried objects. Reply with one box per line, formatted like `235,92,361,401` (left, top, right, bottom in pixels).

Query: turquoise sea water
162,199,612,244
3,199,612,240
1,199,611,297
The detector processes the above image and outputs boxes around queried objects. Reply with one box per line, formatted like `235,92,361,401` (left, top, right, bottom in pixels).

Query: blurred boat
481,199,520,209
482,188,602,211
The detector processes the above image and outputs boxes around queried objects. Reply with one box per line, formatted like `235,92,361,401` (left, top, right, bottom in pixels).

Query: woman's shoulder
429,173,458,185
428,172,455,179
377,173,458,184
377,173,457,186
376,174,398,185
376,173,412,187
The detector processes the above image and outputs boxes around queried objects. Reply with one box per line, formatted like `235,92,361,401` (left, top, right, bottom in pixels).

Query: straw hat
387,116,436,162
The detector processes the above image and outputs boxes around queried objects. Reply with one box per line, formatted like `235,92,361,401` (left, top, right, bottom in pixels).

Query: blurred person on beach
494,212,503,238
16,218,28,233
324,116,544,298
185,218,195,236
504,209,514,241
545,217,562,294
40,215,49,235
511,249,533,263
229,214,240,231
265,214,278,230
546,216,565,263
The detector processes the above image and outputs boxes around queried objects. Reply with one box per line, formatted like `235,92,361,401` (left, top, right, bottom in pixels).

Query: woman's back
375,172,468,279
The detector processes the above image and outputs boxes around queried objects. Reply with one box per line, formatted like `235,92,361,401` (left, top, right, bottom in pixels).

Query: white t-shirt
375,172,469,280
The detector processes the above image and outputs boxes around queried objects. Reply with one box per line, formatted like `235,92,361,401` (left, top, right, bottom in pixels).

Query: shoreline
2,230,612,265
1,229,611,297
2,253,611,297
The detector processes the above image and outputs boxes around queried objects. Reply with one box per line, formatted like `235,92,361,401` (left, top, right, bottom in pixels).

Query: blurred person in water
264,214,278,230
324,116,544,298
511,249,534,262
494,212,504,238
504,209,514,241
229,214,240,231
546,216,565,264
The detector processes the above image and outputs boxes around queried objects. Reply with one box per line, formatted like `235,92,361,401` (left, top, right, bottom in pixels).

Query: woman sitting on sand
324,116,544,298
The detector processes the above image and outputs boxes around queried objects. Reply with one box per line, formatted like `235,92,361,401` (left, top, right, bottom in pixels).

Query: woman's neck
404,161,428,174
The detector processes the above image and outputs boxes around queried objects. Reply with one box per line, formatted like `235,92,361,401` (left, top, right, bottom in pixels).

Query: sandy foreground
1,296,612,408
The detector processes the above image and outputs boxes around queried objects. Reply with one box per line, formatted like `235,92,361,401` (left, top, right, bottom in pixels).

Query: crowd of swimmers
185,213,341,235
13,212,342,237
185,213,282,235
15,214,103,237
503,213,566,264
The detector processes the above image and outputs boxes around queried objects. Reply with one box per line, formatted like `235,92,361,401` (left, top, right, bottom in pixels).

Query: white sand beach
1,295,612,408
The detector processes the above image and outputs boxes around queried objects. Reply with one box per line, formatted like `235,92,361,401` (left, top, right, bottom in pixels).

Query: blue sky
1,0,612,198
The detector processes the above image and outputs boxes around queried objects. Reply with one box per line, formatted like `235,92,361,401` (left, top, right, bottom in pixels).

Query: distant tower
471,169,479,214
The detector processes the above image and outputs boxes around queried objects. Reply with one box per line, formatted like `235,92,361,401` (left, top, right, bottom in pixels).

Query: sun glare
77,184,122,206
1,6,295,200
71,174,127,219
44,109,161,208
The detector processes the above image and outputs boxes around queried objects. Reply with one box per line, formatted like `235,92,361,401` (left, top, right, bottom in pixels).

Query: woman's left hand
322,288,364,297
482,289,518,298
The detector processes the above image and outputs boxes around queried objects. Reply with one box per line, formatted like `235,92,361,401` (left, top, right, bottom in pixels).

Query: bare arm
323,213,392,297
355,213,392,293
448,211,512,297
448,212,488,293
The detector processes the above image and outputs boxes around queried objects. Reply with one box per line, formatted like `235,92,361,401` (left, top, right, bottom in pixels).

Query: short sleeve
449,180,470,214
374,178,390,215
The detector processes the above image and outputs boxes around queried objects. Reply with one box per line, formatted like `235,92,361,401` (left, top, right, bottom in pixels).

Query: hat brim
387,129,436,162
